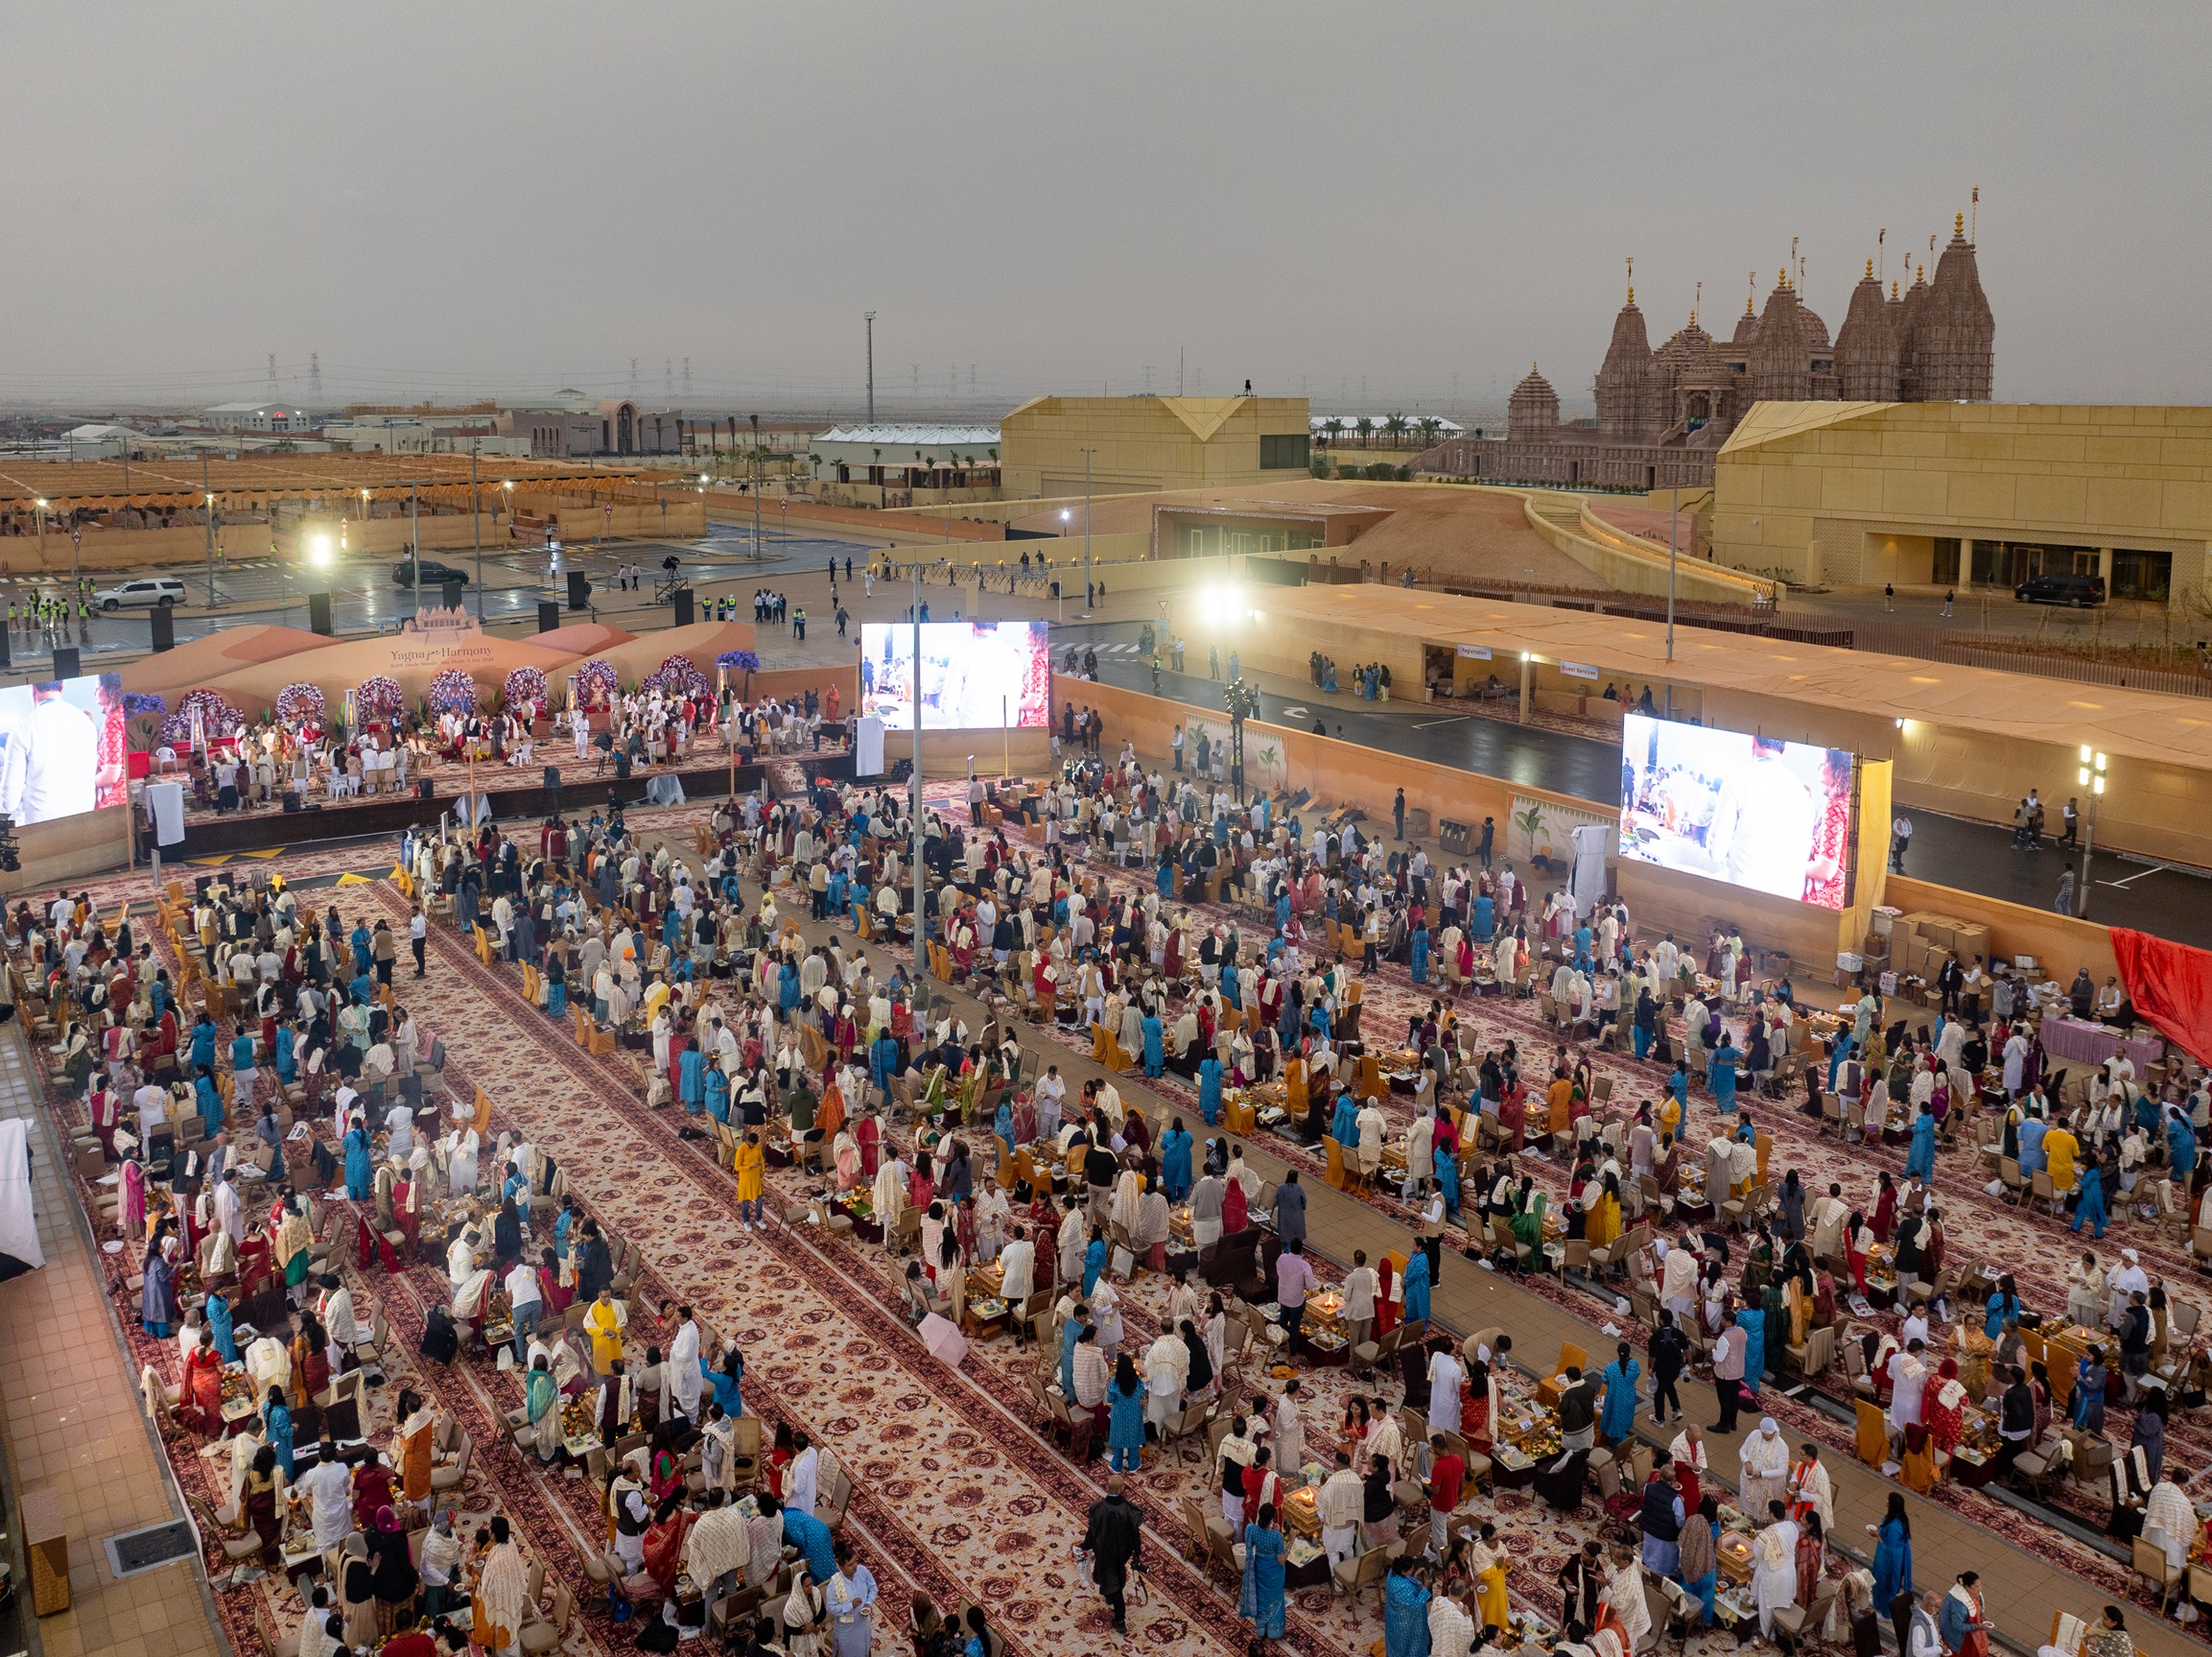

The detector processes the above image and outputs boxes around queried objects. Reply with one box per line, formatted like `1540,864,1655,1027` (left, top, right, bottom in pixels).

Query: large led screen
0,673,128,825
1618,713,1855,909
859,621,1050,730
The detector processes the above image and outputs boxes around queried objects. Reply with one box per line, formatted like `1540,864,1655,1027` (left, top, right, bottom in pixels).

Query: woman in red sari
1461,1357,1496,1455
1925,1358,1966,1456
180,1328,225,1432
1374,1255,1400,1338
351,1456,396,1531
1221,1173,1249,1238
856,1111,881,1179
641,1495,693,1594
536,1245,573,1315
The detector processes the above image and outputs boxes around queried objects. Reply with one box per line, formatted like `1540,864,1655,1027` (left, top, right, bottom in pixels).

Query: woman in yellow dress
394,1390,435,1519
1586,1172,1623,1250
1471,1522,1510,1629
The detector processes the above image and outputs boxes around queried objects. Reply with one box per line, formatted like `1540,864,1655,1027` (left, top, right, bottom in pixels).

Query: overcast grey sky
5,3,2205,416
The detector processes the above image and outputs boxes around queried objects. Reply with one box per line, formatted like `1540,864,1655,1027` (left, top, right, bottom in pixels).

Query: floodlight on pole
2075,746,2108,919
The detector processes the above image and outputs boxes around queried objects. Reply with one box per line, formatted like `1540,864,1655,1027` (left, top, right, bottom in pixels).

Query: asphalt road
1052,618,2212,951
0,527,878,658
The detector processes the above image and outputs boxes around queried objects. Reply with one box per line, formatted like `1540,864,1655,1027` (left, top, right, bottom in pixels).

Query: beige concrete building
999,393,1310,499
1710,400,2212,604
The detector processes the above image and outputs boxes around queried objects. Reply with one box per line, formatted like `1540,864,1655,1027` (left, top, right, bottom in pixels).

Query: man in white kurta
1738,1417,1791,1514
1427,1345,1465,1434
668,1311,702,1423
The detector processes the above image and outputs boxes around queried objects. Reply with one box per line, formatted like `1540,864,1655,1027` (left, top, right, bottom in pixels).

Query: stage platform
165,749,859,859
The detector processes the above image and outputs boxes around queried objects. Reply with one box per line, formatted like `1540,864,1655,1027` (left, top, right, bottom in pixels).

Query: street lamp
2076,747,2107,918
1079,449,1096,616
1223,675,1261,805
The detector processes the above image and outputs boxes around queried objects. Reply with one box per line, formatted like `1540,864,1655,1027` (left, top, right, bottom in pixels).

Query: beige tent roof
1257,585,2212,770
592,620,760,688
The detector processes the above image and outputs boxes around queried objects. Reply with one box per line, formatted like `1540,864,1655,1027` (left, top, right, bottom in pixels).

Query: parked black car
391,559,471,588
2014,572,2104,607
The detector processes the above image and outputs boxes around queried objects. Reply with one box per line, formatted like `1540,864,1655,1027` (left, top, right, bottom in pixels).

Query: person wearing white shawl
1750,1503,1801,1636
1606,1549,1653,1650
476,1518,531,1653
1739,1418,1790,1513
1428,1589,1479,1657
1788,1442,1835,1533
2146,1476,2198,1574
1660,1239,1702,1319
1142,1329,1188,1432
871,1149,906,1232
445,1124,480,1198
1111,1166,1143,1235
683,1494,752,1626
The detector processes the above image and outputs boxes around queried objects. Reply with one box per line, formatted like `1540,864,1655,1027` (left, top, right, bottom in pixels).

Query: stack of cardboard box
1889,911,1993,1004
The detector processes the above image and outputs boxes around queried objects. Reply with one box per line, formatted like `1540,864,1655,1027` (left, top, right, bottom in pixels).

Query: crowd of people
20,692,2212,1657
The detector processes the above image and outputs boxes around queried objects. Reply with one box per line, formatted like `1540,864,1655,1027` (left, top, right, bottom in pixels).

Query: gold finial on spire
1746,269,1756,314
1971,185,1978,242
1891,279,1898,299
1777,266,1788,292
1692,280,1701,328
1865,257,1874,279
1955,211,1965,237
1916,263,1924,284
1626,255,1634,305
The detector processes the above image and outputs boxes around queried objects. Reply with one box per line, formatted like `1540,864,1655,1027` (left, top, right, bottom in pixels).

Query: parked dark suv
2014,572,2105,607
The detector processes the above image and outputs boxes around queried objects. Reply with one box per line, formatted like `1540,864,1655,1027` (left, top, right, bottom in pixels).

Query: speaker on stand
151,605,176,652
537,600,561,632
51,647,79,680
673,588,694,627
308,592,334,636
567,572,591,611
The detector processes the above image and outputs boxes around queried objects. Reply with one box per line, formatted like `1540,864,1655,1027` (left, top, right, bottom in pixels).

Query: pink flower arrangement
429,667,479,714
504,665,548,710
158,689,246,747
355,675,404,718
574,659,620,707
644,653,709,698
274,682,325,725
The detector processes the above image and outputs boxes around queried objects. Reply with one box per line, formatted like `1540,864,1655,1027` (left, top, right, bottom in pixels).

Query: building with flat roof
203,401,315,433
1000,393,1310,499
1710,400,2212,604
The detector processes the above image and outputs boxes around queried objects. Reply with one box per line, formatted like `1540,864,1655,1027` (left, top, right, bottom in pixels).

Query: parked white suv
94,577,187,610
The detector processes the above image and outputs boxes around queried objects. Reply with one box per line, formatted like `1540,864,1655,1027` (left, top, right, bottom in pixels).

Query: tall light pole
201,456,218,604
1079,446,1096,617
2076,747,2107,919
750,414,762,556
470,440,483,621
1058,509,1071,623
910,562,928,1022
1665,480,1678,663
34,499,46,580
410,481,421,611
865,313,877,425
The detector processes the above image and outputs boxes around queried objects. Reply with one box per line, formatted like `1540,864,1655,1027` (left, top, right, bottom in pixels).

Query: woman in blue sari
273,1023,296,1085
1198,1055,1224,1125
1382,1557,1431,1656
1871,1492,1912,1607
1679,1493,1721,1622
1409,925,1429,985
1161,1120,1193,1202
1141,1013,1164,1079
1734,1300,1766,1392
205,1289,238,1363
704,1064,731,1124
1906,1105,1938,1182
705,1348,744,1419
1083,1230,1107,1297
194,1067,224,1141
1240,1503,1288,1646
265,1385,296,1479
342,1119,373,1200
1107,1356,1145,1472
1401,1247,1432,1325
1331,1090,1359,1150
1599,1340,1640,1444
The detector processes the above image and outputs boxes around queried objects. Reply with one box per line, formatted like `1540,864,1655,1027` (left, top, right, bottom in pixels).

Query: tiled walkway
0,1024,226,1657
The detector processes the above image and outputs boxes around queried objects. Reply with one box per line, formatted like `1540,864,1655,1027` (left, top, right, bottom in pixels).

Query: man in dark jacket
1556,1365,1598,1452
1649,1311,1688,1425
1080,1474,1144,1633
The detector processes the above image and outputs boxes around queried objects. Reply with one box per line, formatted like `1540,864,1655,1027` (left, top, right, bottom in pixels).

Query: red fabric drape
2110,927,2212,1066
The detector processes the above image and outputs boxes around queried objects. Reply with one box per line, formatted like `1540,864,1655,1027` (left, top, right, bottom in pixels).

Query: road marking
1281,706,1309,720
2102,864,2166,888
1412,716,1471,729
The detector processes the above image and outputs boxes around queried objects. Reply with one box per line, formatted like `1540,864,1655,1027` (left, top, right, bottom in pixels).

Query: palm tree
1354,416,1375,449
1383,413,1408,449
1323,417,1344,449
1417,416,1442,449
